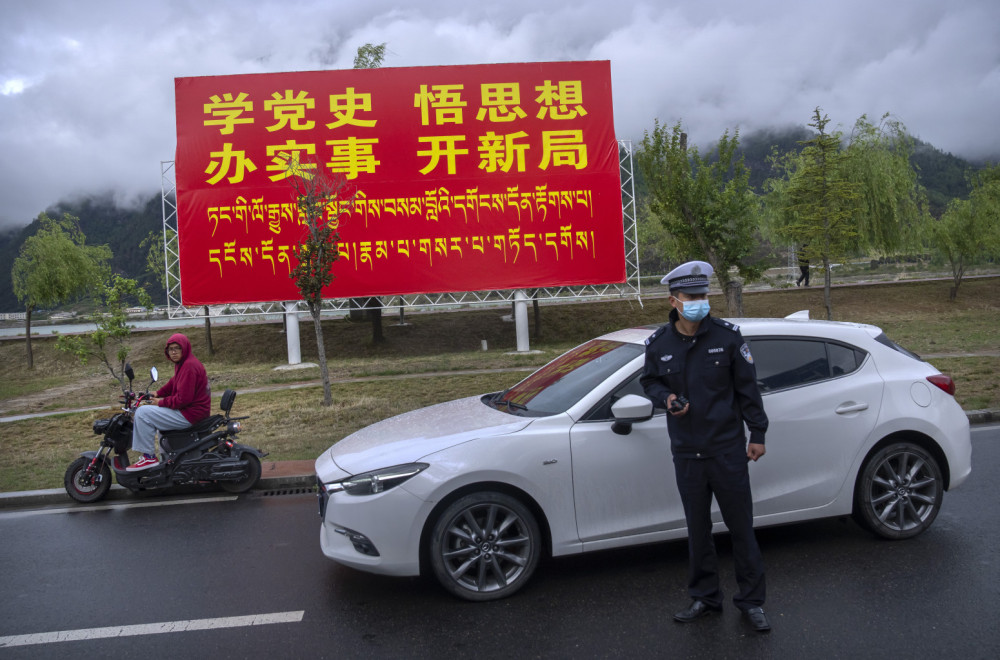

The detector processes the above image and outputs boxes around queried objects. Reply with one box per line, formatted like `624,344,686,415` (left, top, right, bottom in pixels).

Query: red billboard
174,60,624,305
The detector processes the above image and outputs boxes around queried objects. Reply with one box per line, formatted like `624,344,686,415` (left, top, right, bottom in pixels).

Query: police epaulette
712,317,740,332
644,323,669,345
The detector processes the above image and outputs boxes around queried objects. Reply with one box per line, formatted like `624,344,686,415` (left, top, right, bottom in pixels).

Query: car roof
600,313,884,346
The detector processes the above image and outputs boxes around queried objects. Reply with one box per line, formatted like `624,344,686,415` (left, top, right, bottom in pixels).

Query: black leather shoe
673,600,721,623
744,606,771,632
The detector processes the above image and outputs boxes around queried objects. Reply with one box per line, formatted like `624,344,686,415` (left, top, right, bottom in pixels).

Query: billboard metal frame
159,139,639,319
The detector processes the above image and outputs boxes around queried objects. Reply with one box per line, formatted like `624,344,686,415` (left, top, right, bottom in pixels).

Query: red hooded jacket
155,333,210,423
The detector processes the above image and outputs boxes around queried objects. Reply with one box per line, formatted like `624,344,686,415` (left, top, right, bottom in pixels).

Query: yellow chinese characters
417,136,469,176
477,83,528,122
205,143,257,185
534,80,588,120
414,84,467,125
539,130,587,170
266,141,317,181
327,88,377,129
203,92,254,135
264,90,316,132
199,77,593,185
478,131,530,173
326,137,381,180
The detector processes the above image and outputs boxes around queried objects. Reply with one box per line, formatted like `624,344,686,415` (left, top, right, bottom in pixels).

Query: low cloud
1,0,997,228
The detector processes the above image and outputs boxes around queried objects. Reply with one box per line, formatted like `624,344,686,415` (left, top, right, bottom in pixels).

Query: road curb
0,473,316,510
966,409,998,425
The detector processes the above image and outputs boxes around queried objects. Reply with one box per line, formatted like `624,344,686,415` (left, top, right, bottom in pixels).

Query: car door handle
835,402,869,414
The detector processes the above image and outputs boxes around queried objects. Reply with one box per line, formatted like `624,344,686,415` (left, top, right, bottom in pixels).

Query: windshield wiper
491,389,527,411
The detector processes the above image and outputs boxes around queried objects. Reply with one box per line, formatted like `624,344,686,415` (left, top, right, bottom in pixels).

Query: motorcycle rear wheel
65,457,112,503
219,454,262,494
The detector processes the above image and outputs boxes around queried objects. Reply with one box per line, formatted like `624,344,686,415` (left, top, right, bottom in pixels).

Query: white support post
284,302,301,365
514,289,530,352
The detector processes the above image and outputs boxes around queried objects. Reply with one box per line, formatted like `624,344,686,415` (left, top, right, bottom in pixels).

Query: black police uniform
640,307,769,611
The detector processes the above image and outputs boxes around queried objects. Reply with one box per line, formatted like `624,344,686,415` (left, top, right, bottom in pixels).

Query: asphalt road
2,426,998,659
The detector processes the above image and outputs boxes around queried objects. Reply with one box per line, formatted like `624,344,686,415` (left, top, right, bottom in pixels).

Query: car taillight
926,374,956,396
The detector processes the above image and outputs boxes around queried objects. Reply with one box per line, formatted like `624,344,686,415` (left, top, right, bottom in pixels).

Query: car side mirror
610,394,654,436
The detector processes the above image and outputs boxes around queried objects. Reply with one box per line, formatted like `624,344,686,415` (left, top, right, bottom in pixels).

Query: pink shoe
126,455,160,471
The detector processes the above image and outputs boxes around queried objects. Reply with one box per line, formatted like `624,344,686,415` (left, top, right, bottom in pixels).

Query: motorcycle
64,363,268,503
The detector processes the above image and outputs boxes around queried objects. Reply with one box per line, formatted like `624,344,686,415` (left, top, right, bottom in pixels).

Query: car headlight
325,463,428,496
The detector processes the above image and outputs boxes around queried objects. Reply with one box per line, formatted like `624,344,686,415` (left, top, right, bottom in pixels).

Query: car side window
582,371,659,422
748,338,867,392
829,342,865,376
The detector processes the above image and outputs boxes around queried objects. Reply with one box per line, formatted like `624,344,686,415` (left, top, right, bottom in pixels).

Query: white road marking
0,495,238,519
0,610,305,648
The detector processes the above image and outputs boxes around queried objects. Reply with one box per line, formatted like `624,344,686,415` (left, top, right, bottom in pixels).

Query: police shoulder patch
740,342,754,364
712,317,739,333
644,324,668,346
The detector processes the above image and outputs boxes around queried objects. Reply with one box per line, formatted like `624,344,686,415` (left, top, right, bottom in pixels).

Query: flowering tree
288,164,355,406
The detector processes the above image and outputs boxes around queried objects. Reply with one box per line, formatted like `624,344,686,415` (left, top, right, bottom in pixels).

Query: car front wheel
429,491,541,601
854,442,943,539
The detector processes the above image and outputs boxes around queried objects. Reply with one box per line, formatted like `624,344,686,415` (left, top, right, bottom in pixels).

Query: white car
315,314,972,601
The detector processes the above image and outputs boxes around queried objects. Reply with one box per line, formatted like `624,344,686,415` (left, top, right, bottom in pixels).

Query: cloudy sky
1,0,998,229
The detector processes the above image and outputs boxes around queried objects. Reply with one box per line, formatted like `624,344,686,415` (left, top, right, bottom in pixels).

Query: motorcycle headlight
325,463,428,496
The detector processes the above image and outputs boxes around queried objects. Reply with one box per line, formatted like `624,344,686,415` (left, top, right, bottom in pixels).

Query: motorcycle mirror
125,363,135,383
150,366,158,383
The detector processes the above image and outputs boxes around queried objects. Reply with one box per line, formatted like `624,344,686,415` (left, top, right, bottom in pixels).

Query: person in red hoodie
127,333,211,471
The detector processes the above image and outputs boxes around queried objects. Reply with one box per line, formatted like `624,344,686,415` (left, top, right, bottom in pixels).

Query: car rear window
874,332,922,361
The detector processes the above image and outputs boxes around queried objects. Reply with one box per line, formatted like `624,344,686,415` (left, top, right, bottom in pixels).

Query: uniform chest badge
740,343,754,364
660,355,673,362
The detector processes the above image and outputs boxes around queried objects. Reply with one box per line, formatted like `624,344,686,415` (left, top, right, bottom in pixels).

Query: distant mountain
732,126,975,214
0,192,163,311
909,138,976,217
735,125,815,190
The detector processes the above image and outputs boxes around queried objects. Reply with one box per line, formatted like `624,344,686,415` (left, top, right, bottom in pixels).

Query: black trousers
673,449,766,610
797,265,810,286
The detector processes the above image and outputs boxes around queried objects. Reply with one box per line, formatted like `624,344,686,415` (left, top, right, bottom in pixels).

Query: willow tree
930,164,1000,299
637,121,763,316
354,42,386,69
11,213,110,368
766,108,924,319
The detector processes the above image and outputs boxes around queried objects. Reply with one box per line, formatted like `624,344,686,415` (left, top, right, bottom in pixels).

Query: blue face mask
680,299,710,322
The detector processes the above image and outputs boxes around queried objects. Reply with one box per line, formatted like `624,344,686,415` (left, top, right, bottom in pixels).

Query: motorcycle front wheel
65,457,112,503
219,454,262,494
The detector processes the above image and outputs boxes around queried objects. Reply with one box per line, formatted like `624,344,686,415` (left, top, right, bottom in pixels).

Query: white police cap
661,260,713,293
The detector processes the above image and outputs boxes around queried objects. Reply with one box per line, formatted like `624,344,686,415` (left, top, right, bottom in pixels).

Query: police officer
640,260,771,633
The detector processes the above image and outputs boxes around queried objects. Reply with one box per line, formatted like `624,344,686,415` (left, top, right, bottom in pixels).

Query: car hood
325,395,531,475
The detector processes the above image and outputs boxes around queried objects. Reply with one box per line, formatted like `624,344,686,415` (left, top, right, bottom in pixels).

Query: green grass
1,276,998,493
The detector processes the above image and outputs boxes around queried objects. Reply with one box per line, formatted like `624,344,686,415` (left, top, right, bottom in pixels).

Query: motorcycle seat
187,414,225,434
159,415,225,454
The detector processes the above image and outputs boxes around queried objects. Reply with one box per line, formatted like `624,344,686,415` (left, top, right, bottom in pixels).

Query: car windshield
487,339,645,417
